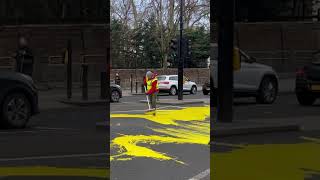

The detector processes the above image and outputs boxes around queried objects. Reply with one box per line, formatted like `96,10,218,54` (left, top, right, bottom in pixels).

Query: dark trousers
148,92,157,109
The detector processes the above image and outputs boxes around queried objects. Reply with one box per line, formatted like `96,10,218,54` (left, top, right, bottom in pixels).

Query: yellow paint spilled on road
211,142,320,180
111,106,209,125
111,106,210,163
0,166,108,178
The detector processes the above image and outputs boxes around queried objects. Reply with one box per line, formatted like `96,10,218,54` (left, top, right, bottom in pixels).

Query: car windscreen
158,76,167,81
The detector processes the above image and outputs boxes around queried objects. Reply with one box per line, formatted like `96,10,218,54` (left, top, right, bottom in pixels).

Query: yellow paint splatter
111,106,209,125
211,142,320,180
0,166,108,178
111,106,210,163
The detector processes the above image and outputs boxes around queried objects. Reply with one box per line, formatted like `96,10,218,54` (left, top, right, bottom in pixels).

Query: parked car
0,72,39,128
205,49,279,104
295,60,320,105
111,83,122,102
157,75,198,95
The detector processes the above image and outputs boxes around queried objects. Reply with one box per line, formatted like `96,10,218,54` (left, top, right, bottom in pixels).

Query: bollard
136,81,138,93
130,74,133,93
66,40,72,99
82,64,88,100
100,72,107,99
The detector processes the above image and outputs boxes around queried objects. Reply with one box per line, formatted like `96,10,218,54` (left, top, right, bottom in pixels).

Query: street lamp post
178,0,184,100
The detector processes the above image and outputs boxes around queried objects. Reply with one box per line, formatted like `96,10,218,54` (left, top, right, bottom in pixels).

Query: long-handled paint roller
144,86,151,110
144,86,156,116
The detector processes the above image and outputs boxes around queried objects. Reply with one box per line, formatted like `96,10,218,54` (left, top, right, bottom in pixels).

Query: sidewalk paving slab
59,98,107,106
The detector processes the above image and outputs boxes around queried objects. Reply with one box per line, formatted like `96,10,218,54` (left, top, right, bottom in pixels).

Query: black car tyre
256,77,278,104
190,86,197,95
296,92,316,106
169,86,177,96
111,90,120,102
1,93,31,128
203,89,209,95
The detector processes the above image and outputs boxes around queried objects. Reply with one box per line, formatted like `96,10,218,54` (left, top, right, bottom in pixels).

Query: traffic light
183,38,192,68
186,39,192,57
169,38,179,68
170,38,178,54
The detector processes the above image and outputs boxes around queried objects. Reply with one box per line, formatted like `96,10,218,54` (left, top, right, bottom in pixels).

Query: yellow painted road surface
111,106,210,164
0,167,109,178
211,138,320,180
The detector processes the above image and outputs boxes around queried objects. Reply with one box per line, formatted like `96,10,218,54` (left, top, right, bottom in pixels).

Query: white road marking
0,153,107,162
211,142,246,148
188,168,210,180
0,127,78,135
111,105,185,113
0,131,39,134
34,127,78,131
300,136,320,143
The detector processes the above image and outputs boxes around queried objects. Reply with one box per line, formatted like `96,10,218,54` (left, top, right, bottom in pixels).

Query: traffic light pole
178,0,184,100
216,0,234,122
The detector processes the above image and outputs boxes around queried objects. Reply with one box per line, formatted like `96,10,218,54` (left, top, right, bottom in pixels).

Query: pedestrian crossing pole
216,0,235,122
66,40,72,99
178,0,184,101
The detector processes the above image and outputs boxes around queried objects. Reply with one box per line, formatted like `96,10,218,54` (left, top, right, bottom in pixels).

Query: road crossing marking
300,136,320,143
188,168,210,180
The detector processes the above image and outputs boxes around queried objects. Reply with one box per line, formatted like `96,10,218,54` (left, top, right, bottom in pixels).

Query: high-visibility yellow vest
146,77,159,91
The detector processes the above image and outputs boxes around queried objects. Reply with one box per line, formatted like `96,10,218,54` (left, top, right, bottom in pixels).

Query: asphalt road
111,93,210,180
233,93,320,120
111,92,320,180
1,92,319,180
0,107,108,180
212,93,320,180
212,131,320,180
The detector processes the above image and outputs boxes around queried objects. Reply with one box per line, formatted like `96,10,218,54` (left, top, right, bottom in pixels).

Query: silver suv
206,44,279,104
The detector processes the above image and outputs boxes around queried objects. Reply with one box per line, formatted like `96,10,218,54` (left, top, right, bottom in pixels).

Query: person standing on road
15,36,34,77
115,73,121,86
144,71,159,111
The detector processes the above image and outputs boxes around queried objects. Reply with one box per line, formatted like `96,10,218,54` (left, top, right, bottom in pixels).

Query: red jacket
146,79,159,95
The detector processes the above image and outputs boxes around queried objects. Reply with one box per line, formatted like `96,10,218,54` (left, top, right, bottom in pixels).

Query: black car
295,61,320,105
202,82,210,95
110,84,122,102
0,72,39,128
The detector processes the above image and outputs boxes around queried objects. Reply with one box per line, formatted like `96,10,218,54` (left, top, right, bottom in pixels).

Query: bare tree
111,0,209,68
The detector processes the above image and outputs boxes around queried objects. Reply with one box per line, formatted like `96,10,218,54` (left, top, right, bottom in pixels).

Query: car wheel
256,77,278,104
203,90,209,95
169,86,177,96
190,86,197,94
111,90,120,102
1,93,31,128
296,92,316,106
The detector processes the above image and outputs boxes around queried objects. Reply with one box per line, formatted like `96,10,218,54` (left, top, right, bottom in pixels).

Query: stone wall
110,68,210,89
